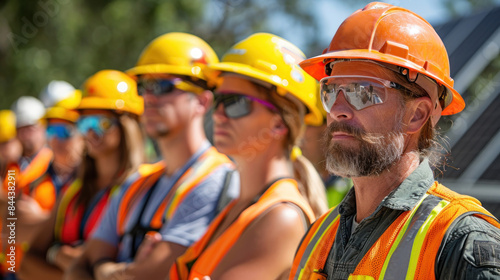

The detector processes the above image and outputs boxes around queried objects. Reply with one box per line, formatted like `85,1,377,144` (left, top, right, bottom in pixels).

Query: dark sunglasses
213,92,278,119
46,123,77,140
137,78,204,96
76,115,118,137
137,78,181,96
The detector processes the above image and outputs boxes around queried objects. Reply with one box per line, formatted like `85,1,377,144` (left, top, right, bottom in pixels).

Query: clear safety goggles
319,75,412,112
137,78,204,96
213,92,279,119
76,115,118,136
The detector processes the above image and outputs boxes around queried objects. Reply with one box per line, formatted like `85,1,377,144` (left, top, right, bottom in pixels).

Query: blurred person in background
170,33,328,280
1,96,51,280
0,110,22,278
37,81,85,206
290,2,500,279
66,33,238,280
11,96,52,188
20,70,144,280
0,110,22,180
300,98,352,208
0,83,85,280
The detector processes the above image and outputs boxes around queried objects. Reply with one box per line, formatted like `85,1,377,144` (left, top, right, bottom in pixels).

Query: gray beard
323,122,405,178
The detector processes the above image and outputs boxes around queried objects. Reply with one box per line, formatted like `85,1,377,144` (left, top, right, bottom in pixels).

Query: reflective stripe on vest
290,183,500,280
18,147,53,192
116,147,232,236
54,179,116,244
172,178,315,280
292,207,339,280
378,195,449,279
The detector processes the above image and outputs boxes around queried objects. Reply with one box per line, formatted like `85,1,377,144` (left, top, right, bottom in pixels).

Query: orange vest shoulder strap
19,147,53,190
116,161,166,235
415,182,500,278
290,206,340,280
186,178,313,279
162,147,232,221
54,179,83,240
172,200,236,280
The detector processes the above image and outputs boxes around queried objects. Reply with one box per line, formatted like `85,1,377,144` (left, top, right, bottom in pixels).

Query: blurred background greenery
1,0,498,109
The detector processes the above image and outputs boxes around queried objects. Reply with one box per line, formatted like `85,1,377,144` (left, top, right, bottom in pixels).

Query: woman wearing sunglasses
21,70,144,280
170,33,328,280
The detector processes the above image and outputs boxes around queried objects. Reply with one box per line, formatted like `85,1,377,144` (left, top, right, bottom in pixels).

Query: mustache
324,122,365,140
322,121,384,146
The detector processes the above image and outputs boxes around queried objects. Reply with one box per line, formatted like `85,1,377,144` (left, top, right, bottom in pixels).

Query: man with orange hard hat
290,2,500,279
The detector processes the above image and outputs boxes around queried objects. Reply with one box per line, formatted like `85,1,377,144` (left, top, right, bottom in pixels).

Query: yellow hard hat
126,32,219,84
40,80,81,109
43,86,81,122
0,110,16,143
204,33,323,126
78,70,144,116
44,107,80,123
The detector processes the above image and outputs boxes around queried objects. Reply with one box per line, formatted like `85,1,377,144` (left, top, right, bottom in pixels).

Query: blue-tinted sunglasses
76,115,118,136
46,124,76,140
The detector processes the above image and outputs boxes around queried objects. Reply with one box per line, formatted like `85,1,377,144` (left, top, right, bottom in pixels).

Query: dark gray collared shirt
323,159,500,279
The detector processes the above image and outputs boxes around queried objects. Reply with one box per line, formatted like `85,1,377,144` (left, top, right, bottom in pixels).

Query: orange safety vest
170,178,316,280
289,182,500,280
54,179,117,245
18,147,53,193
116,147,233,252
0,163,22,275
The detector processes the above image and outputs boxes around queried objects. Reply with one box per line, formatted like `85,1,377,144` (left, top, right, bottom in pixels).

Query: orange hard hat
300,2,464,116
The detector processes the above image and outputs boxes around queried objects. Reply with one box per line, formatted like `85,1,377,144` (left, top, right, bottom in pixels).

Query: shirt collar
338,158,435,216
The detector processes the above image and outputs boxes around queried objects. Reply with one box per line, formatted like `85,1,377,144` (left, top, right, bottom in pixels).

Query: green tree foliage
0,0,319,109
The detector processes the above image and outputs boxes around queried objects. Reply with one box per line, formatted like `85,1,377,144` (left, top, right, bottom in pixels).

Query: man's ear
406,97,433,134
195,90,213,114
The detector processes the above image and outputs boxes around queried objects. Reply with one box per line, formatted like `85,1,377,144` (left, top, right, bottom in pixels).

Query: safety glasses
46,123,76,140
213,93,279,119
137,78,204,96
319,75,412,112
76,115,118,136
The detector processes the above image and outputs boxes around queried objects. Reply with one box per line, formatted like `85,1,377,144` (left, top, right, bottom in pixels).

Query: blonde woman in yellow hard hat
170,33,328,280
21,70,144,280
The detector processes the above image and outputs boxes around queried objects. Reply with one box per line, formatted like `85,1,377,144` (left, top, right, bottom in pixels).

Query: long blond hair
262,85,328,218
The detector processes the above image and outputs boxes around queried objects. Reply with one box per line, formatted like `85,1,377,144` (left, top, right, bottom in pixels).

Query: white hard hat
39,80,80,108
11,96,46,128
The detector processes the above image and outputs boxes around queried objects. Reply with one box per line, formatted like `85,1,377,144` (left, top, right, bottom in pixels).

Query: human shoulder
244,203,309,244
437,214,500,279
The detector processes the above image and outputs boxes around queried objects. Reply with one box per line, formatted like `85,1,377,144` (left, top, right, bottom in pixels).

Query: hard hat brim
206,62,323,126
44,107,80,123
300,49,465,116
78,97,144,116
126,64,205,80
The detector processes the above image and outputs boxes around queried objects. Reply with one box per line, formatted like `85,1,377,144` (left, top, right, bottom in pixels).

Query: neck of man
23,142,45,158
351,151,421,223
95,149,122,190
233,143,292,203
52,160,75,181
157,119,207,176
